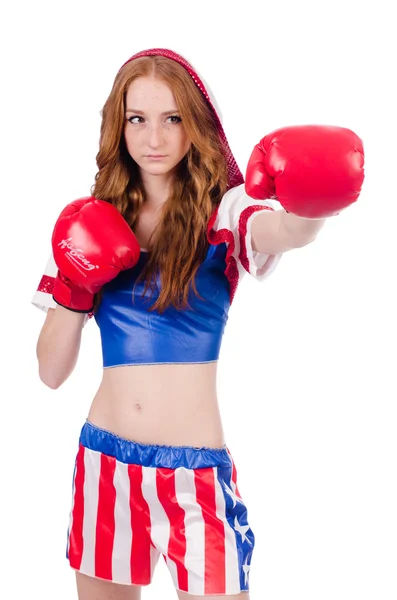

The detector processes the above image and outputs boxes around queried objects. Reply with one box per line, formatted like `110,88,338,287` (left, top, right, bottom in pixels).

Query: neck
141,171,174,208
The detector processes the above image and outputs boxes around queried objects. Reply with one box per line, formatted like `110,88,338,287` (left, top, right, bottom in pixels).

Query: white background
1,0,396,598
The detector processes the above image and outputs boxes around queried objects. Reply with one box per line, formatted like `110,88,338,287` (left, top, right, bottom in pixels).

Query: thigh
75,572,142,600
153,447,255,596
66,422,161,587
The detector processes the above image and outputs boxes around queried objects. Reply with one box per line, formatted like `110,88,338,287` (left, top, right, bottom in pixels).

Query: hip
66,420,254,593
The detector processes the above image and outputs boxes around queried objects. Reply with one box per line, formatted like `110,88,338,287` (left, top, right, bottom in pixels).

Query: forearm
36,305,86,389
280,210,326,248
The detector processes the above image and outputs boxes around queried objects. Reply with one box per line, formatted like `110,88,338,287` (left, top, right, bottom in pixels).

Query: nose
147,122,164,149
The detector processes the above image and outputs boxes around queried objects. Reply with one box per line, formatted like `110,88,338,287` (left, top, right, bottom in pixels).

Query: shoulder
207,184,282,286
208,183,276,238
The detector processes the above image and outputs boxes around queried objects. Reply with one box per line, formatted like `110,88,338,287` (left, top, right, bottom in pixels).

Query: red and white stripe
66,444,246,594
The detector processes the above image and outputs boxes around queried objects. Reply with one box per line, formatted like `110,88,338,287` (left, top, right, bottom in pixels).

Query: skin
87,77,225,450
124,75,191,208
60,76,249,600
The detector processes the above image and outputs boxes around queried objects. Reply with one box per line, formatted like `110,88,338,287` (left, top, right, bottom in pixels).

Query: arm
246,125,364,254
33,196,141,388
36,305,86,389
251,209,326,254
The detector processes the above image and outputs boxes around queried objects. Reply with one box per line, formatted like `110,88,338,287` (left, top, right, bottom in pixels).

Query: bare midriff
87,361,226,449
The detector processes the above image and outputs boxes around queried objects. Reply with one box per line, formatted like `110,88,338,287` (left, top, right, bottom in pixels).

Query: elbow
39,372,62,390
36,352,77,390
38,366,66,390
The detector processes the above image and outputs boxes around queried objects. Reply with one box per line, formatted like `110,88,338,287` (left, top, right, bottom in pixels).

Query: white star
234,515,251,544
242,556,251,586
223,482,244,508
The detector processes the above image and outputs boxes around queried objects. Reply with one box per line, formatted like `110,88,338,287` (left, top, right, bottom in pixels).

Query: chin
142,162,180,177
144,166,172,176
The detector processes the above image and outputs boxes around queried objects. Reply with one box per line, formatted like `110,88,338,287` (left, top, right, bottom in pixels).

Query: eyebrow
125,109,179,115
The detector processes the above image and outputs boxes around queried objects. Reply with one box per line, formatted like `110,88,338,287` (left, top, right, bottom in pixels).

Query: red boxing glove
245,125,365,218
51,197,141,312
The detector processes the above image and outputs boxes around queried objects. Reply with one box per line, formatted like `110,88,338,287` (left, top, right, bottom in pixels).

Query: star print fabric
66,421,255,595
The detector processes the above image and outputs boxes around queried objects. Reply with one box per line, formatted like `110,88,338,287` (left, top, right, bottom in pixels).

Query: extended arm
251,209,326,255
245,124,364,254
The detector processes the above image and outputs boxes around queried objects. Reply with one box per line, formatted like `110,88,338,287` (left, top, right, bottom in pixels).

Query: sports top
32,185,281,366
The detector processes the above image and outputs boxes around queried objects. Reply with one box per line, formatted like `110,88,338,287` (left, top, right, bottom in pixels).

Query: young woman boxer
32,48,364,599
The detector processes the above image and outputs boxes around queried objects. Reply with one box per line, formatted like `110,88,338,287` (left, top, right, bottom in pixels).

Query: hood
119,48,244,190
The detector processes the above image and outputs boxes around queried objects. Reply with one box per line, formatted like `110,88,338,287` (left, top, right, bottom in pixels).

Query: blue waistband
79,420,231,470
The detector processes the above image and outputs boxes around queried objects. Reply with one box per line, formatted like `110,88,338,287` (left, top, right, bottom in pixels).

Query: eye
167,115,182,124
126,115,182,125
127,115,144,124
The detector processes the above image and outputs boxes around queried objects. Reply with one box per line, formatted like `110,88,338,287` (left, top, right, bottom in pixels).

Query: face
124,76,191,180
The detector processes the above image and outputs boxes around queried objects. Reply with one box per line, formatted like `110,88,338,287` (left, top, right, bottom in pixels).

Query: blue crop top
32,185,282,367
94,243,230,367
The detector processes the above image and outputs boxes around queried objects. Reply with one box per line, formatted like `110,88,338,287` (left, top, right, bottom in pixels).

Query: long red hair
92,55,229,313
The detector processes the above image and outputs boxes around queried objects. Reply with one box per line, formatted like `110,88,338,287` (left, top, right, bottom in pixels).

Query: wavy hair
91,56,229,313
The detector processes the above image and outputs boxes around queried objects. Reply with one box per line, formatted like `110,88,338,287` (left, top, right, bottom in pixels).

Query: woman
32,48,364,599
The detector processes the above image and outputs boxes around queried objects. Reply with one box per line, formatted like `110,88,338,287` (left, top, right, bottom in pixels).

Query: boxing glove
245,125,365,218
52,197,141,312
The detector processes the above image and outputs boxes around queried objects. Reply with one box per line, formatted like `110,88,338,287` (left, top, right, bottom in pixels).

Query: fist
245,125,365,218
52,197,141,311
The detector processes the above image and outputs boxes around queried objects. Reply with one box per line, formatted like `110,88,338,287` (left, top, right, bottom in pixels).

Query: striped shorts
66,420,255,596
